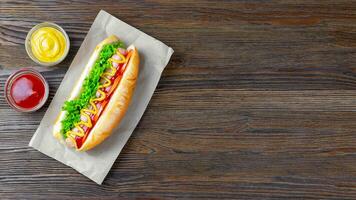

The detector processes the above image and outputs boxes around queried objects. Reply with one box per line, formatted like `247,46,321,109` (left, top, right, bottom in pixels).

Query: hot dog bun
79,45,139,151
52,35,139,151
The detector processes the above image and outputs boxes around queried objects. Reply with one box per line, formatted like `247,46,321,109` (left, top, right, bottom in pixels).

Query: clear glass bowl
4,68,49,112
25,22,70,66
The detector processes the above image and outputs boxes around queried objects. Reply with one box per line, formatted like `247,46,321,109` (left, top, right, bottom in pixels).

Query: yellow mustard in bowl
30,27,66,63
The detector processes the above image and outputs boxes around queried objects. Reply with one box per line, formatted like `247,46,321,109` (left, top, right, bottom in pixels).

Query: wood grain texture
1,0,356,199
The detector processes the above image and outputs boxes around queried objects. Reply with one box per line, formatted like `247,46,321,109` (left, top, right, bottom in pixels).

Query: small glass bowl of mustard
25,22,70,66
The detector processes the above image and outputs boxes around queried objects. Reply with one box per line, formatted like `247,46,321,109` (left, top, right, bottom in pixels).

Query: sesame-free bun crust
79,45,139,151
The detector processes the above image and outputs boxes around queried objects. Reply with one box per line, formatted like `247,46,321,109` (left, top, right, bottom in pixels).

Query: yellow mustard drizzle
92,90,106,102
103,63,117,77
77,112,92,128
82,101,97,115
67,128,84,138
68,112,92,138
117,51,127,62
98,76,111,89
66,51,127,142
68,127,84,137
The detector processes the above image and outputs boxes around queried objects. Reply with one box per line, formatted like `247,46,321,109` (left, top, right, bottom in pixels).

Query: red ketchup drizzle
75,134,84,148
10,74,45,109
75,51,131,148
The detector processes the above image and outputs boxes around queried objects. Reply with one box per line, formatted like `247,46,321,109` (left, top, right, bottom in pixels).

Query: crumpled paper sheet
29,10,174,184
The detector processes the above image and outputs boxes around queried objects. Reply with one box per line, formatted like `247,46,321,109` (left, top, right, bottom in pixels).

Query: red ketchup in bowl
5,68,49,112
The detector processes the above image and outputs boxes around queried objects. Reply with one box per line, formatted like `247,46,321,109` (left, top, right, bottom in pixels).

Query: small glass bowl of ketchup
5,68,49,112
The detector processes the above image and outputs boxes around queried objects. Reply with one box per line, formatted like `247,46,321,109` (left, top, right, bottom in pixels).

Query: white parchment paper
29,10,174,184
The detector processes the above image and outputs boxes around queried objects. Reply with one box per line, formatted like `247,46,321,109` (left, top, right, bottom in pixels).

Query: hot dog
53,35,139,151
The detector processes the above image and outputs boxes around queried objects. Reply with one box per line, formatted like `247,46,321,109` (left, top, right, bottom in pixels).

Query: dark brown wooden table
1,0,356,199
